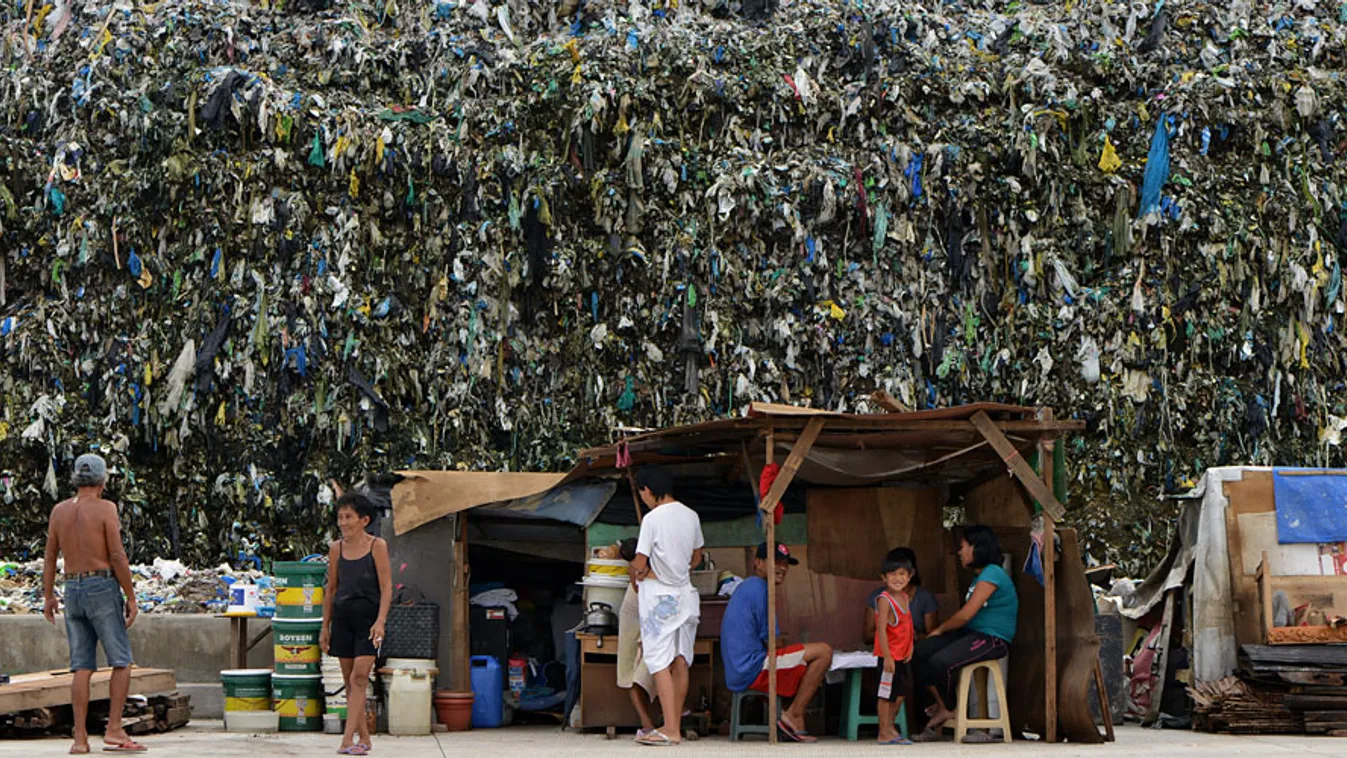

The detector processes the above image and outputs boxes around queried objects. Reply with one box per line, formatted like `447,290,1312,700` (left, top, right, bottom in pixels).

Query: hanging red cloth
759,462,784,525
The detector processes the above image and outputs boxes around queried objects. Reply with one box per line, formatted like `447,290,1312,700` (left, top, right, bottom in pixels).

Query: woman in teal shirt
911,525,1018,741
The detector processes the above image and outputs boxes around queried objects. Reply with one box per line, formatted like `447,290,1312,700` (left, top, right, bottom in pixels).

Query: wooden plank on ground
970,411,1066,520
0,669,176,714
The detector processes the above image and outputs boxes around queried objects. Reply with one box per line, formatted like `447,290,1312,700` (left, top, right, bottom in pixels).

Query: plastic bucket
221,669,272,712
226,583,259,616
273,673,323,732
580,575,627,613
273,562,327,619
273,618,323,674
586,557,630,578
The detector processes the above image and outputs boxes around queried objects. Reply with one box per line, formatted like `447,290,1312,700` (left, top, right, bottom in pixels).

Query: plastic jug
469,656,504,728
387,662,436,736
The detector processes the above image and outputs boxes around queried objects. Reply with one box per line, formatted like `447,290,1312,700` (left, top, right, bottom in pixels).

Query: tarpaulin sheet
1274,470,1347,544
480,481,617,528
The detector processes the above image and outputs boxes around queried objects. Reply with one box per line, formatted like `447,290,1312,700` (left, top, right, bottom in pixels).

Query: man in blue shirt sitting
720,543,834,742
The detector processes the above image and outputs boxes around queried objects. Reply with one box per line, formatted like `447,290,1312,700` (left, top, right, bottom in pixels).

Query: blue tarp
1273,469,1347,543
480,481,617,528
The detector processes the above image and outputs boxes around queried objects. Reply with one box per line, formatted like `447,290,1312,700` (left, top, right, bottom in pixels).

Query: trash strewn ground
0,558,263,615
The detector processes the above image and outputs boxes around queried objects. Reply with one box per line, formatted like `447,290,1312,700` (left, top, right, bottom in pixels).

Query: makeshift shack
1122,467,1347,733
389,401,1105,742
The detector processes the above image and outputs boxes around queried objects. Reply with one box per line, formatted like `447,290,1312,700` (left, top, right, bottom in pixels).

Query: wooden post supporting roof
759,416,824,746
1040,412,1059,743
969,410,1066,520
765,429,778,745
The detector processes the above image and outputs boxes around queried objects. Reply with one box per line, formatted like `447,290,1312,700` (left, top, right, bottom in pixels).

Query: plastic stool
729,689,782,742
840,668,908,741
954,660,1011,743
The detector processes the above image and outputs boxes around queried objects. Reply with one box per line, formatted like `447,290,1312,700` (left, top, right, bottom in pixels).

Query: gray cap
71,454,108,487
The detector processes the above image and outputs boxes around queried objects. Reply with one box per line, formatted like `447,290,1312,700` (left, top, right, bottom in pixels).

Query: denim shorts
64,576,134,671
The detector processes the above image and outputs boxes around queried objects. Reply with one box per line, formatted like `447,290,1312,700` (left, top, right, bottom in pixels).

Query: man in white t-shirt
628,467,704,747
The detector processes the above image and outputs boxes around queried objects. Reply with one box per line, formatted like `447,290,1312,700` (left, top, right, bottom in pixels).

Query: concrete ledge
179,683,225,719
0,615,273,683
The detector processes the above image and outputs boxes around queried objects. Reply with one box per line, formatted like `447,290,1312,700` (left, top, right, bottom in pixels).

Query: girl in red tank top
874,557,915,744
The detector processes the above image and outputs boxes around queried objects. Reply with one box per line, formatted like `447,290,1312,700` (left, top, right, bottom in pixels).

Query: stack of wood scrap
0,668,185,738
121,693,191,736
1190,645,1347,736
1189,677,1303,734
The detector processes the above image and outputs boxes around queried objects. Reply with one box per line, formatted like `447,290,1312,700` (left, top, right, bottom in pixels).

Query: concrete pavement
0,723,1343,757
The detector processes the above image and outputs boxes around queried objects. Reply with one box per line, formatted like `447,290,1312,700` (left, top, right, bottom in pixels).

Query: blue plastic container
470,656,504,728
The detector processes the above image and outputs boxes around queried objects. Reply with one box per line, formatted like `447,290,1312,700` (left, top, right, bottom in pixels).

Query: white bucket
224,709,279,733
580,576,626,613
586,557,630,579
226,583,259,616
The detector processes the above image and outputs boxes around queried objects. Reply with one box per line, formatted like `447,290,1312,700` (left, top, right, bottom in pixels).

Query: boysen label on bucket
273,674,323,732
272,619,322,674
221,669,272,712
273,562,327,619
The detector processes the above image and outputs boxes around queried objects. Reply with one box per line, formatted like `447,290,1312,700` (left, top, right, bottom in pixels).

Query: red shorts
747,644,809,698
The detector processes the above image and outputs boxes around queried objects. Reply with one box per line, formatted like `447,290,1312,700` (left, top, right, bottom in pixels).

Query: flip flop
911,726,946,742
881,737,915,745
636,730,675,747
337,747,368,756
102,739,147,753
776,718,817,743
962,730,998,743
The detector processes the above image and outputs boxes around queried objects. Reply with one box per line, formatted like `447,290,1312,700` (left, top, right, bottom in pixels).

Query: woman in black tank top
319,491,391,756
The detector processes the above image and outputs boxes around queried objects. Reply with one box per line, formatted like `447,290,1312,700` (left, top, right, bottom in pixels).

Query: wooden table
218,615,273,670
576,633,714,734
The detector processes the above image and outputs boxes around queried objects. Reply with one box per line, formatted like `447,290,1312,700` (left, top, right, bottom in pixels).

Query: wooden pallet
0,669,176,715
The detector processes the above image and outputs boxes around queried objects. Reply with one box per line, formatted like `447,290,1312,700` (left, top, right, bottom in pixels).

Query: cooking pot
583,602,618,635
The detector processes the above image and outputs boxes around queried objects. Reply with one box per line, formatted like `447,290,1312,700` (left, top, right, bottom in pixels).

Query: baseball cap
71,454,108,485
756,542,800,566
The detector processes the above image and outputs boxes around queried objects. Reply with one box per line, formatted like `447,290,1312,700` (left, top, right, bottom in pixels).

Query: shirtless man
42,454,145,754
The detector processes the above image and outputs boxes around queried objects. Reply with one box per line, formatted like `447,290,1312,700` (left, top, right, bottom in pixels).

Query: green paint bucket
221,669,272,712
273,618,323,675
274,562,327,619
273,673,323,732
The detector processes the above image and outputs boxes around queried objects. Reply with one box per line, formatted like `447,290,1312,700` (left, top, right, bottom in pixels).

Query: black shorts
876,661,912,703
331,600,379,659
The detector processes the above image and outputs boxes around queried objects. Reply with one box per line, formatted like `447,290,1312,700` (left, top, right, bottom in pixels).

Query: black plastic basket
384,587,439,660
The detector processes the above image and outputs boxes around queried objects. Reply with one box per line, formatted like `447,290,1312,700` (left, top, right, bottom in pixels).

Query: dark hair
618,538,638,563
881,556,915,576
634,466,675,500
885,547,922,586
336,492,378,525
963,525,1002,569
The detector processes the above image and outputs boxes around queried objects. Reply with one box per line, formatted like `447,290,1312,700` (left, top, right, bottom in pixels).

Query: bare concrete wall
382,514,458,690
0,615,273,681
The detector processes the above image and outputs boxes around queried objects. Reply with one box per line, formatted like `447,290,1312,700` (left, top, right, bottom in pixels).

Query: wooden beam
452,513,471,691
871,389,910,413
758,417,826,514
0,669,176,714
1094,659,1115,742
1040,416,1058,744
970,411,1067,520
765,428,778,746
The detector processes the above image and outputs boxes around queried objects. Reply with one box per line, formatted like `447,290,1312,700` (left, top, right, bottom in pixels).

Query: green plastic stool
729,689,782,742
840,668,908,741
